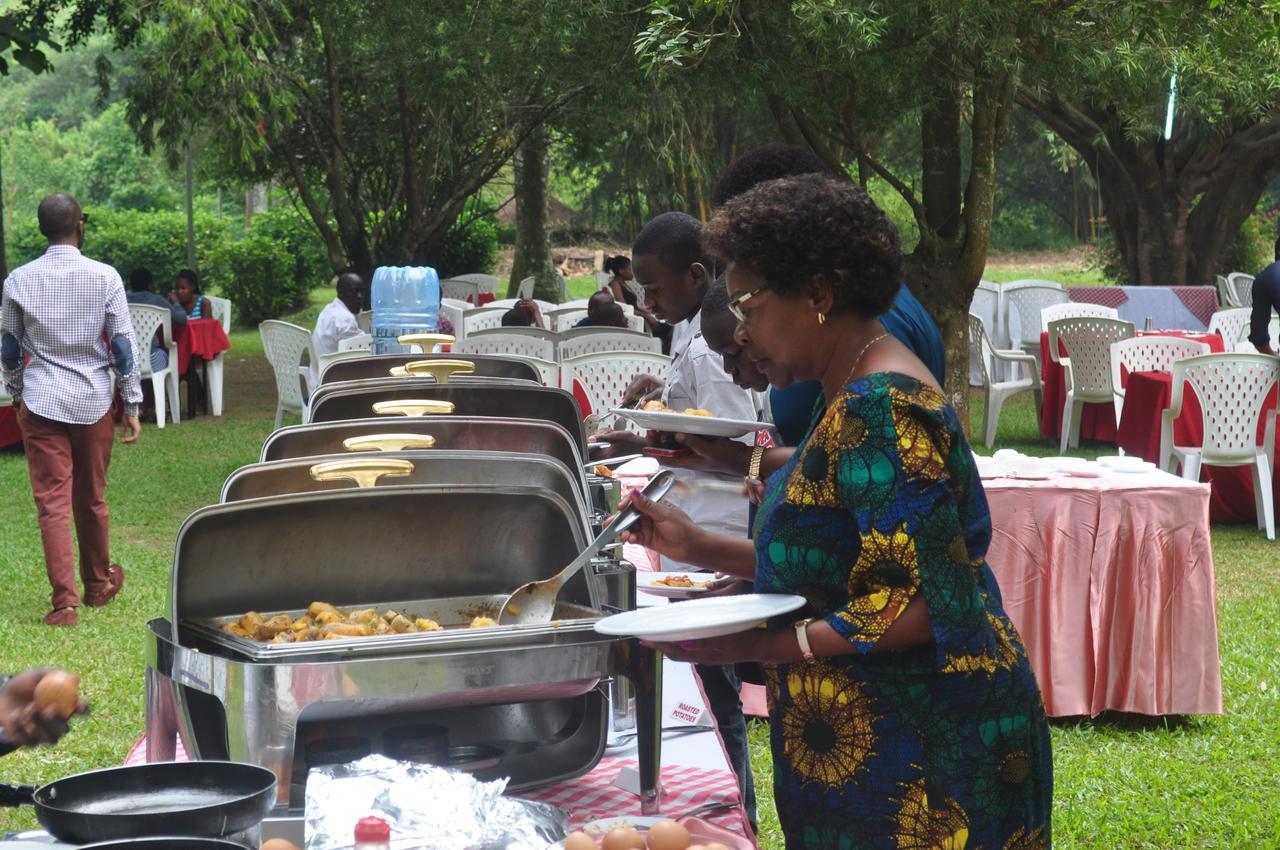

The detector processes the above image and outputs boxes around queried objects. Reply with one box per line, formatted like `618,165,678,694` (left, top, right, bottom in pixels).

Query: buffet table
984,468,1222,717
1117,370,1280,524
1038,329,1223,442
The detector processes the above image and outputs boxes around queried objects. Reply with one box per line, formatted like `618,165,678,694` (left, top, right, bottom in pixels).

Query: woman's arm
620,490,756,578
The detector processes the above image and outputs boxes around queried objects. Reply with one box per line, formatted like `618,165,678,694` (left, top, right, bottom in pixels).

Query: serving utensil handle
401,359,476,384
397,332,456,351
0,783,36,806
309,458,415,488
372,399,456,417
342,433,436,452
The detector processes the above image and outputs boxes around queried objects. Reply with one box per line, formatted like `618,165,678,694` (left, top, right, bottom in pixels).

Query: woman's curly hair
703,174,902,318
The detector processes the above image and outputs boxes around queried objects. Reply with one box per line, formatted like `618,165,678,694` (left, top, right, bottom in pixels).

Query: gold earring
817,312,826,325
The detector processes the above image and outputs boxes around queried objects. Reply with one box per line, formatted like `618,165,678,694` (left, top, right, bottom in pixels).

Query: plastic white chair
1040,302,1118,333
259,320,312,430
561,352,672,430
1237,317,1280,353
1227,273,1255,309
968,284,1001,384
451,273,500,296
128,304,181,428
556,328,662,360
200,295,233,416
488,298,557,313
439,301,466,340
1109,336,1211,424
462,308,507,336
337,333,373,352
1208,308,1252,350
516,276,536,300
440,278,483,303
548,309,588,331
355,309,373,333
1048,316,1135,452
454,333,557,362
594,270,613,290
521,356,561,387
1215,275,1236,309
968,314,1041,448
1003,282,1069,363
1159,353,1279,538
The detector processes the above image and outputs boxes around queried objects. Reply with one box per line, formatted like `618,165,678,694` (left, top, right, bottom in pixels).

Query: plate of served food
637,571,715,598
611,402,771,439
553,814,752,850
594,593,806,641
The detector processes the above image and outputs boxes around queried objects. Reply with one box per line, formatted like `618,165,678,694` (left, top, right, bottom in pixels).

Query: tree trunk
245,182,269,227
184,138,196,270
508,124,557,299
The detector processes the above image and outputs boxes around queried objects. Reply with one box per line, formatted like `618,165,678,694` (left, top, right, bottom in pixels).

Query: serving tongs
497,469,675,626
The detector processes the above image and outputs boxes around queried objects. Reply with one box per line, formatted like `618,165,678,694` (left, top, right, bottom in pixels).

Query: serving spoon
497,470,675,626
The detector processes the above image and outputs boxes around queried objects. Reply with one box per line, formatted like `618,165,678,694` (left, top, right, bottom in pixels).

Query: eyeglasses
727,285,767,323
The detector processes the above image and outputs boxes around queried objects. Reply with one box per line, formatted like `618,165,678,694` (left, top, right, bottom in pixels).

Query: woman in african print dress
622,174,1052,849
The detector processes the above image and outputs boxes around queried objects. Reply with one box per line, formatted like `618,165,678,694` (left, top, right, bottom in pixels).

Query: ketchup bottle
354,815,391,850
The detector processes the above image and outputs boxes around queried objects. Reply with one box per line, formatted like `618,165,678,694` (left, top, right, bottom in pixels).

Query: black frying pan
0,760,275,844
82,840,247,849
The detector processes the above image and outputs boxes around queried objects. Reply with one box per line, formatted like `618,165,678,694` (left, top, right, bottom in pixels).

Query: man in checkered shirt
1,193,142,627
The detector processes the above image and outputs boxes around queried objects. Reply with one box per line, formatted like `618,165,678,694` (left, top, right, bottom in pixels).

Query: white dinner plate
611,408,772,439
594,593,807,641
636,571,715,598
1097,455,1155,472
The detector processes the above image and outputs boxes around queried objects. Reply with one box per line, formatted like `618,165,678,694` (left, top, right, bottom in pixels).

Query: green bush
425,215,498,278
248,205,331,292
206,234,303,326
1224,211,1276,277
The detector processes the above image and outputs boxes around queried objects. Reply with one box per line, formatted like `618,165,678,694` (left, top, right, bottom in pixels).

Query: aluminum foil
304,754,567,850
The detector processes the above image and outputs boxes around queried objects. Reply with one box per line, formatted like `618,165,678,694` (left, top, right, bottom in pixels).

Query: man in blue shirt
1248,238,1280,355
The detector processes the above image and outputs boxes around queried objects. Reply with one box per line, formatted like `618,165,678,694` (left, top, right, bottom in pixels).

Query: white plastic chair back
1109,335,1210,421
452,273,500,295
1215,275,1236,308
439,302,466,340
559,299,592,311
521,356,561,387
454,333,556,362
516,276,536,300
441,297,472,313
355,310,373,333
1003,284,1068,349
1237,318,1280,353
557,328,662,360
967,313,1042,447
487,298,557,314
259,320,312,429
1227,273,1255,308
561,352,672,430
1048,316,1135,399
1173,354,1278,464
1041,302,1117,333
549,309,588,331
128,303,180,427
337,333,373,352
462,308,506,336
1208,308,1252,349
441,278,483,303
207,296,232,332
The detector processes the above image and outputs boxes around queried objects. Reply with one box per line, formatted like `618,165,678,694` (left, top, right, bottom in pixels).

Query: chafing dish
306,383,586,450
308,374,541,419
219,451,591,530
144,484,660,841
320,353,541,386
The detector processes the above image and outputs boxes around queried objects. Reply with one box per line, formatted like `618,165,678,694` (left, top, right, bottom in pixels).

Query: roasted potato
307,601,341,619
239,611,265,632
415,618,444,632
313,610,343,626
319,622,373,639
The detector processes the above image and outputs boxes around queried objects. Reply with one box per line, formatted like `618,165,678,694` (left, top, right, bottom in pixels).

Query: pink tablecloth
0,407,20,448
984,473,1222,717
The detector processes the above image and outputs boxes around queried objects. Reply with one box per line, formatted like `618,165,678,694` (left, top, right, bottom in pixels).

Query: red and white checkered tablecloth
521,755,749,836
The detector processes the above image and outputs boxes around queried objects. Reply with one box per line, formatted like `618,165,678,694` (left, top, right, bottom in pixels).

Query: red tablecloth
0,407,21,448
175,318,231,375
985,472,1221,717
1039,330,1223,441
1116,370,1279,524
466,293,496,307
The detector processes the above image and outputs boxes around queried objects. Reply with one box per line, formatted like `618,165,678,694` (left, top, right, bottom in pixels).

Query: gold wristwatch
747,445,766,481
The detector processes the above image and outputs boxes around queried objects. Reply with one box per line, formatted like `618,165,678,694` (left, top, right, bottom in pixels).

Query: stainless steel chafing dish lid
306,383,585,451
320,353,542,386
170,484,592,629
219,450,591,531
308,375,542,417
260,416,584,469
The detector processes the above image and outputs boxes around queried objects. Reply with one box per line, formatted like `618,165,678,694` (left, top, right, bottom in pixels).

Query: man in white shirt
311,273,364,384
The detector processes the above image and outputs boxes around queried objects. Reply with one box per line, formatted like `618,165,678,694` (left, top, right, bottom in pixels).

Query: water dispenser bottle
371,266,441,354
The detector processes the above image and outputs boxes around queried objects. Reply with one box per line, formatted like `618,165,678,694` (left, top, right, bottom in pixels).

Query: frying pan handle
0,782,36,806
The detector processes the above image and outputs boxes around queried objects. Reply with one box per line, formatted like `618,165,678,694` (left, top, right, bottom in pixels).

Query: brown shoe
85,564,125,608
44,607,78,627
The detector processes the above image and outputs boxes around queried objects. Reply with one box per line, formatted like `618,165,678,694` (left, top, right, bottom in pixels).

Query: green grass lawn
2,294,1277,845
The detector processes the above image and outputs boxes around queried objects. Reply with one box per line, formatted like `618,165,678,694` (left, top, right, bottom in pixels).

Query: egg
260,840,301,850
602,826,645,850
645,819,691,850
564,831,598,850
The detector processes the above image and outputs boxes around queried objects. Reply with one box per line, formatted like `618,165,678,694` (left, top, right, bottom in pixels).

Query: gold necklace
848,331,890,378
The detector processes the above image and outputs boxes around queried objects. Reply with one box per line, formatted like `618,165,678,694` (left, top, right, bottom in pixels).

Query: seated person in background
501,299,546,328
574,291,630,328
606,253,667,345
125,266,186,373
1249,236,1280,355
311,272,365,384
169,268,213,320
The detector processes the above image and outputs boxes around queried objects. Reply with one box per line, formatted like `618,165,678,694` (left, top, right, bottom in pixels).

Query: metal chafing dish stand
144,485,661,845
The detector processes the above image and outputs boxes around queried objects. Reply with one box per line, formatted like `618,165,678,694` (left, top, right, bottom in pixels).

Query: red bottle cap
355,815,391,842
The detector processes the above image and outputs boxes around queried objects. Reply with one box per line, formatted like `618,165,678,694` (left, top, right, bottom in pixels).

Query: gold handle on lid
388,365,409,377
342,433,436,452
397,333,456,352
372,399,455,417
309,458,414,488
402,359,476,384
